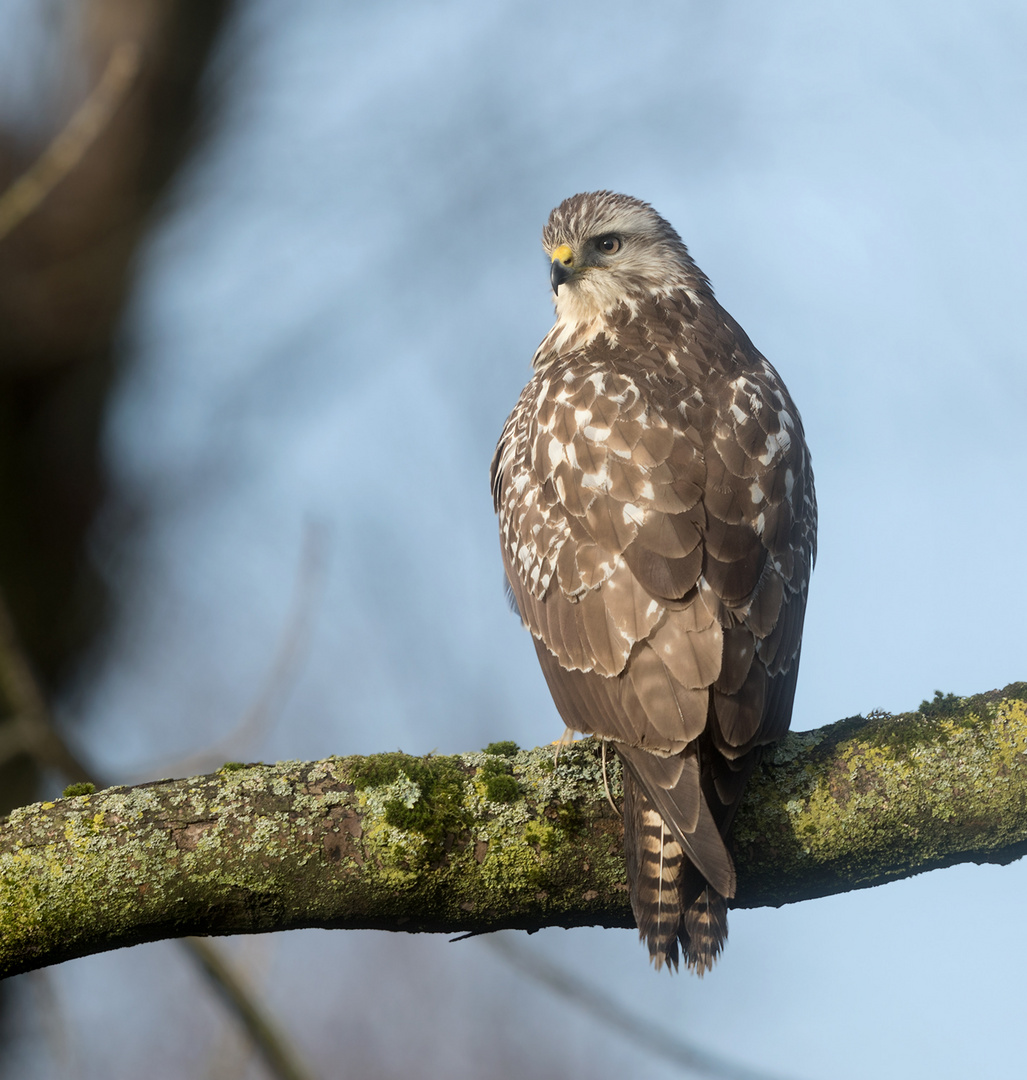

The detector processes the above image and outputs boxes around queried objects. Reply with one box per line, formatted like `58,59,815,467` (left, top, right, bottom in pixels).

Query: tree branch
0,42,140,243
3,683,1026,979
0,583,318,1078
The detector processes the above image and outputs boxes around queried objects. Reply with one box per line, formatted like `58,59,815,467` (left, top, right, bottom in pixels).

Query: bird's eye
596,235,621,255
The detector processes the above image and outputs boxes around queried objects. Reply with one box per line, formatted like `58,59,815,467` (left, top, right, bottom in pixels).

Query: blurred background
1,1,1026,1078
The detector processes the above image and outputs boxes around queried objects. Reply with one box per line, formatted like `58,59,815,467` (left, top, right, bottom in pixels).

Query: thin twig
0,41,141,243
486,935,806,1080
27,968,78,1080
0,717,29,769
203,937,274,1080
129,521,330,783
0,592,92,782
185,938,317,1080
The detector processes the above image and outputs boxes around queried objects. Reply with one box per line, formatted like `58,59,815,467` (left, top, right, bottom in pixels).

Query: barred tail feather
681,887,729,974
623,770,729,973
631,806,686,971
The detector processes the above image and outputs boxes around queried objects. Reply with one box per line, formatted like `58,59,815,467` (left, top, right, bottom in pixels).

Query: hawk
491,192,816,972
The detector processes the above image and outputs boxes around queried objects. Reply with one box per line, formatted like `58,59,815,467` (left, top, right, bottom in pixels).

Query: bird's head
541,191,704,325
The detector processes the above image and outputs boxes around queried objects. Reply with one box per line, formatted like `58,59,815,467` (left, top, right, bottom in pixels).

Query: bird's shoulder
494,290,811,543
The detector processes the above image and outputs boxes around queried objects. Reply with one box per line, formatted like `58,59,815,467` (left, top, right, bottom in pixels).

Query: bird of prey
491,192,816,972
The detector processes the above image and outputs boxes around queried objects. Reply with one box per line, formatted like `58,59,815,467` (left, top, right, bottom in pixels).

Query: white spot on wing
546,437,566,470
622,503,645,525
580,466,611,491
758,429,792,465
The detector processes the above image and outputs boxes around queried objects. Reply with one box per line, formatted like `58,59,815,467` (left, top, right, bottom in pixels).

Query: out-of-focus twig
187,937,317,1080
203,937,273,1080
0,590,92,782
131,521,330,783
0,582,318,1080
0,717,29,768
486,934,803,1080
0,41,141,244
28,967,78,1080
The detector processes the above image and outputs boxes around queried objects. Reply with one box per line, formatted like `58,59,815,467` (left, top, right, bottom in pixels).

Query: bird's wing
699,337,817,764
494,354,718,755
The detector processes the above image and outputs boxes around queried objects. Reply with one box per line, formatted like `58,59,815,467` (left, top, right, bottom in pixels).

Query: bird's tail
623,772,728,974
681,886,728,973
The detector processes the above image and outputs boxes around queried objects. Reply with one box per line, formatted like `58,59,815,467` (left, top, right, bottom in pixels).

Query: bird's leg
551,726,579,764
600,739,620,816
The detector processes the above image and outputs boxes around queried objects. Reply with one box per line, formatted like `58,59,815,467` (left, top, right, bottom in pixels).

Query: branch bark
3,683,1026,979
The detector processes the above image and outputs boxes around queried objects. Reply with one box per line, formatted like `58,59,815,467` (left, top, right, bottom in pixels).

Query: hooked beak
550,244,574,295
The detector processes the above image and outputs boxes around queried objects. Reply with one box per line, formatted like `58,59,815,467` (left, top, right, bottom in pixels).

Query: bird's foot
551,727,580,764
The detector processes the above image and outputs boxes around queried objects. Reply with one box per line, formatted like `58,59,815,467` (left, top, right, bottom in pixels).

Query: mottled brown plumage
491,192,816,972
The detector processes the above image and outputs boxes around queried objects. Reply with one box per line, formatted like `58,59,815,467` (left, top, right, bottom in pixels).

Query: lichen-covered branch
3,684,1026,979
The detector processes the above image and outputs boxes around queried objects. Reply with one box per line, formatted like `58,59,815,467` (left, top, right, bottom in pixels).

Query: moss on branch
2,682,1027,978
734,682,1027,902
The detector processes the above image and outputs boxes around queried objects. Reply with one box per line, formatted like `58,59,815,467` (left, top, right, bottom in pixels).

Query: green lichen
483,741,519,757
918,690,962,717
349,753,472,866
850,698,980,758
555,800,586,834
733,683,1027,906
477,752,521,803
218,762,247,773
62,783,95,798
477,828,547,892
770,728,826,765
523,818,558,852
484,774,520,803
349,753,406,791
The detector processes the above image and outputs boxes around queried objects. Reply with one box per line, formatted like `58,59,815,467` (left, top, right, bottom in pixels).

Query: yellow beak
550,245,574,294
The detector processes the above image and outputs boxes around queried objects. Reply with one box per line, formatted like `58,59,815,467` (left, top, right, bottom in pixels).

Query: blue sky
4,2,1027,1078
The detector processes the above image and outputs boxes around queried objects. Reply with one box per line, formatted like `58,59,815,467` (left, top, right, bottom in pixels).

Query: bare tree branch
486,934,804,1080
0,41,140,243
185,937,318,1080
0,588,94,782
3,683,1025,980
130,520,330,783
